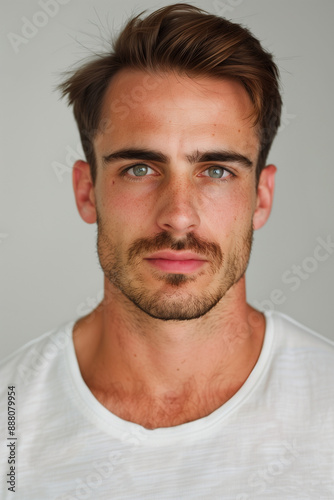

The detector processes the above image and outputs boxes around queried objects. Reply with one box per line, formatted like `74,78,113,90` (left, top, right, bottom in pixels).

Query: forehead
97,69,259,155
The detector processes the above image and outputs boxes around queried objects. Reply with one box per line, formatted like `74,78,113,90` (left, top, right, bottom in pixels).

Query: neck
73,277,265,429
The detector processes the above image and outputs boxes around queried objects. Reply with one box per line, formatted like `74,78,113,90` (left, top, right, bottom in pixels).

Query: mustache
128,231,223,266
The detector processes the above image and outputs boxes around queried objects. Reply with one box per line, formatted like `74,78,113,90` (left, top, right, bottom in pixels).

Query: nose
155,177,201,236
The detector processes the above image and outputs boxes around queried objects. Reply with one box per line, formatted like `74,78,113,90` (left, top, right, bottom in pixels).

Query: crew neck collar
64,311,275,443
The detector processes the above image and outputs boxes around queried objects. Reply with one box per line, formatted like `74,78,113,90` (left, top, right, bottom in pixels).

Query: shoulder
0,320,75,393
266,310,334,352
261,311,334,431
264,310,334,382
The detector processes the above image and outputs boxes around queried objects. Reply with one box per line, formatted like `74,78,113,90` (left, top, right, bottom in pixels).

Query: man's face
92,70,261,321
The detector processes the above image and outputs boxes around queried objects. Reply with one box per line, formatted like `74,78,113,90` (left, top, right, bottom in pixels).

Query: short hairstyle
59,2,282,185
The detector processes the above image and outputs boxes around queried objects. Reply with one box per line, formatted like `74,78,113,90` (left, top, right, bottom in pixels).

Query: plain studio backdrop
1,0,333,359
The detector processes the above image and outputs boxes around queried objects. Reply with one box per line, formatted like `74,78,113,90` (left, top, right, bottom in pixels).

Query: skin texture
72,69,276,429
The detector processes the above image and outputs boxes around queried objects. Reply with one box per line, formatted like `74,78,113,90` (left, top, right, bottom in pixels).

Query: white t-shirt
1,310,334,499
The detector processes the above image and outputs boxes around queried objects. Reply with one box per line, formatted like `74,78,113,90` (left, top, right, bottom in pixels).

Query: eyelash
120,163,235,182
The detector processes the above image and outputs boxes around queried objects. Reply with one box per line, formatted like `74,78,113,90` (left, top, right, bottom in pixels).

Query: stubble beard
96,215,253,321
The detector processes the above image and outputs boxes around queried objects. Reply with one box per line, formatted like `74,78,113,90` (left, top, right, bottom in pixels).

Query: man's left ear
252,164,276,230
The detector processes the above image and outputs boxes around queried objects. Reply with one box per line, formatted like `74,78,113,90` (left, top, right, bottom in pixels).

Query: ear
252,164,276,230
72,160,97,224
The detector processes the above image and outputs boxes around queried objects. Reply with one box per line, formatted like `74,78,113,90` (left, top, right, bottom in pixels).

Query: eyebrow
102,148,253,169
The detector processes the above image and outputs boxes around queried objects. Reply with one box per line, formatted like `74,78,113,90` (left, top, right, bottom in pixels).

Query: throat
87,377,245,429
74,306,266,429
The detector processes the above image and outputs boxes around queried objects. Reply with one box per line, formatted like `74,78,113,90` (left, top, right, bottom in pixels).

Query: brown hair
59,3,282,184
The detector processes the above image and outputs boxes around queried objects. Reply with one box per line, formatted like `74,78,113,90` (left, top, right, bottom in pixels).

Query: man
1,3,334,498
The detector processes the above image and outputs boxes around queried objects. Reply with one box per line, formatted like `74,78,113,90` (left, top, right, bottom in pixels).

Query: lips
144,251,207,273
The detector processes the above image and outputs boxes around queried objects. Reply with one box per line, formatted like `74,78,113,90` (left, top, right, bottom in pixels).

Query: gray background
1,0,333,359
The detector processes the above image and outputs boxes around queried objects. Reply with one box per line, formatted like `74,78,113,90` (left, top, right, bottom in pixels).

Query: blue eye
120,163,159,181
128,164,152,176
203,166,230,179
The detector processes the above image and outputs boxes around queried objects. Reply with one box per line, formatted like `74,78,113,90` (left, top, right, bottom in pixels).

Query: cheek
200,183,255,232
97,178,154,231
